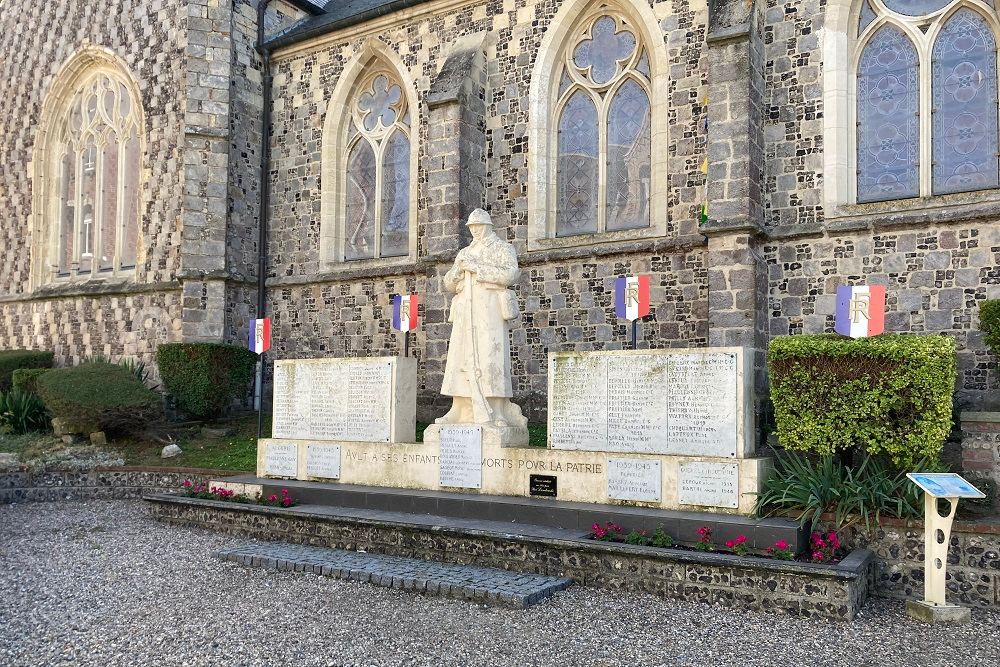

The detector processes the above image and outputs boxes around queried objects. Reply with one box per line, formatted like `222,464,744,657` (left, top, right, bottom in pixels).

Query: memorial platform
145,490,875,620
210,474,803,551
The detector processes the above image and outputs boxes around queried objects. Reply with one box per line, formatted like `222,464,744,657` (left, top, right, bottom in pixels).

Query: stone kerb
0,467,231,505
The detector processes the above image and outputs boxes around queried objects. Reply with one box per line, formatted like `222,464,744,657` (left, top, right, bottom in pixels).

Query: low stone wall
961,412,1000,492
145,494,875,621
847,518,1000,609
0,467,239,504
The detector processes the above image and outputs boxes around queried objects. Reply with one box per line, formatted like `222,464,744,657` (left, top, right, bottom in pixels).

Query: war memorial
3,0,1000,661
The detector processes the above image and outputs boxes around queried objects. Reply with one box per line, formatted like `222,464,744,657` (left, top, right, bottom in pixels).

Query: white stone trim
320,39,419,270
526,0,670,252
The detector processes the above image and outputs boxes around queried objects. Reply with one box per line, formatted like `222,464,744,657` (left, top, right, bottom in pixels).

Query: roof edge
280,0,327,16
264,0,434,52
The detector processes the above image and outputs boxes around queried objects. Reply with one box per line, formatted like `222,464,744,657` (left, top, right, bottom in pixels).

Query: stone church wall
0,0,190,365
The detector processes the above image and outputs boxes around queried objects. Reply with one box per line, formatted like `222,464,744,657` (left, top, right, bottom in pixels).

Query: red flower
775,539,788,551
268,494,277,502
182,480,192,488
735,535,747,545
282,498,292,507
725,539,735,549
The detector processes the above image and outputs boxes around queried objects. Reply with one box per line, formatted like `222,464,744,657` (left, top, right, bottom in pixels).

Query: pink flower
697,527,708,537
725,539,735,548
281,488,289,496
775,539,788,550
812,551,824,562
735,535,747,545
282,498,292,507
268,494,277,502
182,480,192,488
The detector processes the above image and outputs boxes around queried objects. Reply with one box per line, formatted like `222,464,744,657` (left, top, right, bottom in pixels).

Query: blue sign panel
907,473,986,499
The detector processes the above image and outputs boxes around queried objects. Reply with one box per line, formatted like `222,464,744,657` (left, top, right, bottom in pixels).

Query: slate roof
266,0,437,51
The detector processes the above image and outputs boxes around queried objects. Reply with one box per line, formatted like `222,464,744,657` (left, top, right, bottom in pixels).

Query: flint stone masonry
0,469,229,505
218,542,574,608
147,493,877,620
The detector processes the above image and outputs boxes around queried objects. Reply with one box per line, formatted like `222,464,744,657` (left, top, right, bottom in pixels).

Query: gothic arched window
41,65,143,281
555,13,651,236
854,0,1000,202
344,71,411,261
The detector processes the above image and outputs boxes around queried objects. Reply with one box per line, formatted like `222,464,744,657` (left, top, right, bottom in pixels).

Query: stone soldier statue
436,209,528,430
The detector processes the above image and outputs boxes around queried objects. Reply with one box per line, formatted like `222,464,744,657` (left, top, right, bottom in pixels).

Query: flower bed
180,480,297,508
589,521,843,564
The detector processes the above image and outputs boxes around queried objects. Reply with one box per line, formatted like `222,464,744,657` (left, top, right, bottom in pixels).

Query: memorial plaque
271,358,398,442
549,349,746,457
529,474,558,497
305,444,341,479
439,425,482,489
607,458,661,502
265,443,298,478
678,462,739,508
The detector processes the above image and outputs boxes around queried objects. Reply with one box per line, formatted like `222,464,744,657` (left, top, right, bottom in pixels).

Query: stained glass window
48,70,142,281
852,1,1000,202
555,12,651,236
857,26,919,202
606,80,650,231
932,9,999,194
557,91,599,235
881,0,951,16
343,70,411,261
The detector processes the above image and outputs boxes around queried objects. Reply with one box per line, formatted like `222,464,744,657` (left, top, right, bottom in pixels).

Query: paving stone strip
217,543,573,608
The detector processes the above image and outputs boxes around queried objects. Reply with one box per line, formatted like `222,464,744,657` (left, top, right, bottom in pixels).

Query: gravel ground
1,501,997,667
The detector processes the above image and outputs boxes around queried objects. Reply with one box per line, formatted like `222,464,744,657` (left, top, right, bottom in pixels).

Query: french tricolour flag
248,318,270,354
834,285,885,338
614,275,650,322
392,294,419,332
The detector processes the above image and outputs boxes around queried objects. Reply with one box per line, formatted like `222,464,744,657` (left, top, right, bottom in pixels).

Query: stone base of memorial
257,437,770,514
423,422,528,449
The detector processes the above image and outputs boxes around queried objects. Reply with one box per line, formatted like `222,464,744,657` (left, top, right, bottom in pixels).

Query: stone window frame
527,0,669,252
823,0,1000,217
321,42,419,271
31,46,145,288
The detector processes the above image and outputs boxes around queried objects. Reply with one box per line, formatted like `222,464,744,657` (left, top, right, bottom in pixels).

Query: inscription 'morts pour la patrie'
271,359,394,443
548,350,743,458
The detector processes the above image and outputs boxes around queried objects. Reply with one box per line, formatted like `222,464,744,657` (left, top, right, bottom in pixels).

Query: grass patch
0,431,58,457
115,415,267,471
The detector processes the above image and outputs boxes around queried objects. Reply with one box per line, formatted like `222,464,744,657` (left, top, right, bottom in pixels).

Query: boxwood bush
0,350,53,391
12,367,51,394
768,334,956,469
982,299,1000,360
35,362,162,434
157,343,257,419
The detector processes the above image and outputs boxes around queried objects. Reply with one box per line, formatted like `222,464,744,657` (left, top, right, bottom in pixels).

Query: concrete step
218,542,573,608
217,474,805,553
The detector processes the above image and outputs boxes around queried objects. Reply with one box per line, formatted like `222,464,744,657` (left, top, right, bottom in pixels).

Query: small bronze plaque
529,474,557,498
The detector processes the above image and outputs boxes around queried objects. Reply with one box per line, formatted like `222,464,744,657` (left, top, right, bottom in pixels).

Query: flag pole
631,319,638,349
255,354,264,440
404,330,410,358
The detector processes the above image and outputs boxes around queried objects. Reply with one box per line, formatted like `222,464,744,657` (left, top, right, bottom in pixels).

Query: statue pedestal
423,422,529,448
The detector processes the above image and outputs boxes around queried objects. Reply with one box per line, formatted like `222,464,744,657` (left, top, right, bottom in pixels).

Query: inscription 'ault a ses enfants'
548,350,745,458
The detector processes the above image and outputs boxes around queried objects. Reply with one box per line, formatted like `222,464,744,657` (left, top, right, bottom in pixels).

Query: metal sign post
249,318,271,440
905,473,985,624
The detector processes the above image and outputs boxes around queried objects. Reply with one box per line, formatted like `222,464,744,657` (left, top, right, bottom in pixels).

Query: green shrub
35,362,162,434
754,451,947,531
12,368,51,395
982,299,1000,360
0,388,49,434
768,334,956,469
156,343,257,419
0,350,53,391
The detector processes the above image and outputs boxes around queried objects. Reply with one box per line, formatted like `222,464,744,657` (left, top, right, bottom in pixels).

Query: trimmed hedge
982,299,1000,360
157,343,257,419
12,368,51,394
35,362,162,434
0,350,53,391
768,334,956,469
